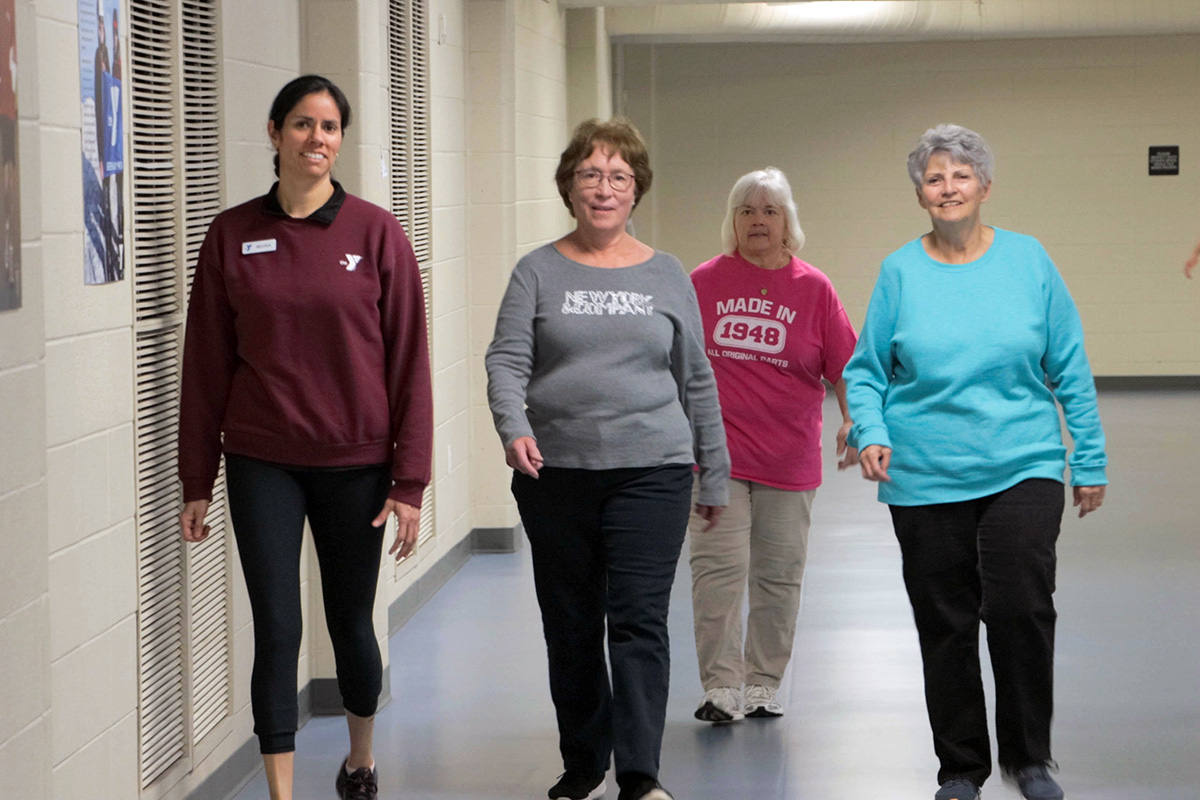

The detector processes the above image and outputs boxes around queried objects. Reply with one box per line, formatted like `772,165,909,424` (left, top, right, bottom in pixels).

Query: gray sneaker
743,684,783,718
694,686,744,723
1004,763,1064,800
934,778,980,800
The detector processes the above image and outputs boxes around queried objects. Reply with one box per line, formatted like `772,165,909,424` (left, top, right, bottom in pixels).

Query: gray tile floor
231,390,1200,800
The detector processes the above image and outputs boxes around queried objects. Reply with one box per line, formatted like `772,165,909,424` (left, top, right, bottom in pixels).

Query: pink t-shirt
691,252,857,491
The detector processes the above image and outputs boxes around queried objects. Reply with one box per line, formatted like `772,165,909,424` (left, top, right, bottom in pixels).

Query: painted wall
467,0,571,531
35,0,138,794
427,0,474,571
0,1,51,797
617,36,1200,375
515,0,570,260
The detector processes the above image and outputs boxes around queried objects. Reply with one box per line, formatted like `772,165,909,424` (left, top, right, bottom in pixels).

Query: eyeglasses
575,169,635,192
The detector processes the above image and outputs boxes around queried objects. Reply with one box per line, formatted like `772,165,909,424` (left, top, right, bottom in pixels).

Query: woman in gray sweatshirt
486,118,729,800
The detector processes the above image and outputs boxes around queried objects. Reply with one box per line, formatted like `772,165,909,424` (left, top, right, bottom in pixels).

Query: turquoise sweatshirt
845,228,1107,506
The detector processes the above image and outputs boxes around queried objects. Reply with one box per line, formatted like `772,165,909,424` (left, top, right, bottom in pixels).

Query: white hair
720,167,806,255
907,124,995,188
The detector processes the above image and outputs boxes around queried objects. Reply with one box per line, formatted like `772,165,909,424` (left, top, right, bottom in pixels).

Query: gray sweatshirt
486,243,730,506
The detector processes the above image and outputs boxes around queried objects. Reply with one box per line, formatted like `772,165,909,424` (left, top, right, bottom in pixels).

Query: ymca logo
340,254,363,271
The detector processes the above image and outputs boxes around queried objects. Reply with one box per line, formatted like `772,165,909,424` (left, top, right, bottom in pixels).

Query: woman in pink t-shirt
689,167,859,723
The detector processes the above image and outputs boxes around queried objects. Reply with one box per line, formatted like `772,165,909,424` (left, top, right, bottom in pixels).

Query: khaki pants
689,477,815,690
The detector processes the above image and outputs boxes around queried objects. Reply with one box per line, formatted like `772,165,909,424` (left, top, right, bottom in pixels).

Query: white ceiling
562,0,1200,43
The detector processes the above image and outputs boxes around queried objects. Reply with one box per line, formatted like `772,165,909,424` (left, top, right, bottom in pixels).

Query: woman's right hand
506,436,544,478
181,499,212,543
859,445,892,482
693,504,725,532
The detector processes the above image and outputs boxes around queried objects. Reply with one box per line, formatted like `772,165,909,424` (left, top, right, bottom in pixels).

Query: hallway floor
230,390,1200,800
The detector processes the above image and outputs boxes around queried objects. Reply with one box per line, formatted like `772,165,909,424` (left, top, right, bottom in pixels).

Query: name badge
242,238,277,255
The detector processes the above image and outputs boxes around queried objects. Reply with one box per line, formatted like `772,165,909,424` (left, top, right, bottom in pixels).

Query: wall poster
0,0,19,311
78,0,124,285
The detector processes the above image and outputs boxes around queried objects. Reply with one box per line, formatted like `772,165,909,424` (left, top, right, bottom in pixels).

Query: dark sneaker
1004,763,1064,800
617,777,673,800
934,778,980,800
549,771,607,800
335,758,378,800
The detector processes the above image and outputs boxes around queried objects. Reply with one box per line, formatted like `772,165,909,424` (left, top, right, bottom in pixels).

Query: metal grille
389,0,432,262
418,266,435,546
130,0,185,785
391,0,435,550
130,0,226,789
180,0,227,748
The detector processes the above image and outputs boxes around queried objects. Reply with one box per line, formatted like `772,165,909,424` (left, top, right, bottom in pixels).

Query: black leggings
225,454,390,754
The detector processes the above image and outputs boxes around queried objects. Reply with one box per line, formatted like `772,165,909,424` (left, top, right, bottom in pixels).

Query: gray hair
720,167,806,255
906,124,995,188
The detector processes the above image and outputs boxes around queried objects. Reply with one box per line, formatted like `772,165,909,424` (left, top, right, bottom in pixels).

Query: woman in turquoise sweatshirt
844,124,1108,800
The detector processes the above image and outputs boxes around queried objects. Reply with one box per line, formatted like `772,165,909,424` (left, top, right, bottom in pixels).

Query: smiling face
917,151,991,226
267,91,343,184
568,146,636,236
733,190,787,261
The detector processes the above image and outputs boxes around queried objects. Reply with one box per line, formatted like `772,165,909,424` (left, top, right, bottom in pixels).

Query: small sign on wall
77,0,126,285
1149,146,1179,176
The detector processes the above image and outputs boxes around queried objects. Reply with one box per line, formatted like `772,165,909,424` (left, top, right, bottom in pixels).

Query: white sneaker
743,684,783,718
694,686,744,723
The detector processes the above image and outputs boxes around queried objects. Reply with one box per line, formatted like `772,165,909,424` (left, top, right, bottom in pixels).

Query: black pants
889,478,1064,787
513,465,692,788
225,455,390,754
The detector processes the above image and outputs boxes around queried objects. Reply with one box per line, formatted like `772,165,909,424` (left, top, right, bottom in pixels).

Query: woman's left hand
1073,485,1106,518
373,498,421,561
836,420,858,470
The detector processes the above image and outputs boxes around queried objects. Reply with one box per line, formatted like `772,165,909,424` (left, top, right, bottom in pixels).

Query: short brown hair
555,118,653,217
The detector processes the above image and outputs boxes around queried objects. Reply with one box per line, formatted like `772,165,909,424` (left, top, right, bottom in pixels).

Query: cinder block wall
0,3,51,797
36,0,138,794
467,0,571,532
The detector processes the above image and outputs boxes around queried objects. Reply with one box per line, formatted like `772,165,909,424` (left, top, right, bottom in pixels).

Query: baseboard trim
471,522,524,553
297,679,313,728
307,666,393,717
387,534,474,635
191,525,521,799
1096,375,1200,390
186,734,261,800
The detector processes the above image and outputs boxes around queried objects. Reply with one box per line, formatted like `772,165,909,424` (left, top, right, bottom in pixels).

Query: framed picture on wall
0,0,19,311
77,0,125,285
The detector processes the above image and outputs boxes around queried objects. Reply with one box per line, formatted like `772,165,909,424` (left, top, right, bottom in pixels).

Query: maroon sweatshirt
179,183,432,507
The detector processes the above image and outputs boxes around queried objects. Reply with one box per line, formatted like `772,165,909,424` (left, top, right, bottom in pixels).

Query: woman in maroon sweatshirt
178,75,432,800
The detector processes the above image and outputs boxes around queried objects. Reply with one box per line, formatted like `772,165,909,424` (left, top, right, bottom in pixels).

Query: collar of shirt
262,180,347,225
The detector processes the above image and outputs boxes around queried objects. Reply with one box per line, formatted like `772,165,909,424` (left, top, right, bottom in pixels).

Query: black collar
263,180,347,224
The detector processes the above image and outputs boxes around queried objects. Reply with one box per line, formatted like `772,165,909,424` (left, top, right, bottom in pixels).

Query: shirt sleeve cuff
388,479,427,507
498,421,536,450
1069,465,1108,487
182,478,214,504
848,424,891,451
697,466,730,507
